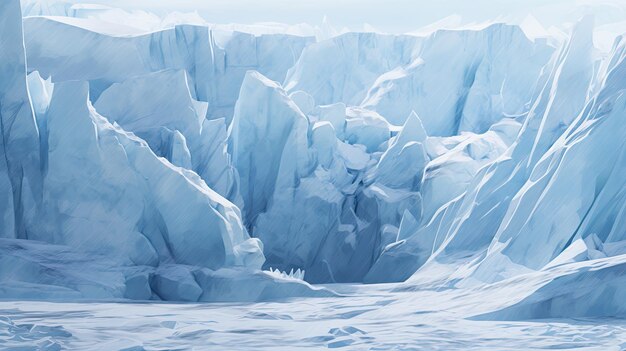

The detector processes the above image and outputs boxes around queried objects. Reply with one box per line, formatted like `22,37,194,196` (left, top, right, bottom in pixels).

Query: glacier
2,0,626,348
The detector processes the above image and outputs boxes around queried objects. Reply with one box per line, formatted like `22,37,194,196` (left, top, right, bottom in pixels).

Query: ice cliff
0,0,330,302
1,0,625,319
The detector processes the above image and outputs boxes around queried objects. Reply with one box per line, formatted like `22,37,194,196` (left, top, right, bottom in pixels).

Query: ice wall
1,0,625,318
0,0,41,240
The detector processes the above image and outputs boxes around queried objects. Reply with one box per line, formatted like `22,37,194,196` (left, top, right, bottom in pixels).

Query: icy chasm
1,0,626,319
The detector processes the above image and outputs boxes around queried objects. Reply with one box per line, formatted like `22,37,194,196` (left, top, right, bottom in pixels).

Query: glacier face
0,0,331,302
0,0,625,322
23,16,313,123
285,26,553,136
0,0,41,241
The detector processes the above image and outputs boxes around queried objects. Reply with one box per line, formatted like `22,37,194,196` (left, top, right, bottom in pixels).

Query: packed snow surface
3,283,626,350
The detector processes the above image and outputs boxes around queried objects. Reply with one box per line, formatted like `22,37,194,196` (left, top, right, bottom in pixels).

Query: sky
21,0,626,50
22,0,626,29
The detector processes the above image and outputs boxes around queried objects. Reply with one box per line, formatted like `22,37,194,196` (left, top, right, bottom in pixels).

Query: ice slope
0,0,328,302
73,16,613,289
229,73,378,282
0,238,333,302
228,71,312,226
379,20,626,319
364,122,522,283
0,78,329,300
285,33,423,107
15,10,566,287
93,69,241,204
23,16,314,122
226,66,532,283
23,80,329,300
369,111,428,189
226,67,512,283
238,15,626,300
229,72,426,282
0,0,41,240
228,73,376,282
475,251,626,320
285,26,553,135
38,80,257,269
398,18,612,284
2,0,626,320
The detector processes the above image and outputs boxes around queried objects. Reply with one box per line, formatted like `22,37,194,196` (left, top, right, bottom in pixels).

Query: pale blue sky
27,0,626,33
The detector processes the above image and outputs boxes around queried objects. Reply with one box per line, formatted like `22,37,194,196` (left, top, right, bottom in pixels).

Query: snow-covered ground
3,284,626,350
